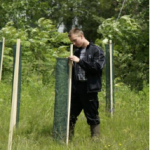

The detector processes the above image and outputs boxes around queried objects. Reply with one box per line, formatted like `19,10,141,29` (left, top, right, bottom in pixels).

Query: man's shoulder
88,42,103,51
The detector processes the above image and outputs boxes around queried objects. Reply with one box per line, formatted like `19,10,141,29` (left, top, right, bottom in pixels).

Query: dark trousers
70,81,100,126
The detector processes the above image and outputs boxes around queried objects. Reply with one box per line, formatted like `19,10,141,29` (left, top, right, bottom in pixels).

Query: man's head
68,28,85,48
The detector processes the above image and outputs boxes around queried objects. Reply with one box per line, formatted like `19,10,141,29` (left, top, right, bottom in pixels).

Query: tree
0,18,70,84
51,0,118,41
0,0,119,41
97,15,148,90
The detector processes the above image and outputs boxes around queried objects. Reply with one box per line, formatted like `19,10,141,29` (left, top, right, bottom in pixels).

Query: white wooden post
8,39,21,150
109,40,113,117
66,44,73,145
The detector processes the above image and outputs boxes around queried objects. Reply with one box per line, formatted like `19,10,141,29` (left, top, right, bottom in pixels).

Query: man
68,28,105,139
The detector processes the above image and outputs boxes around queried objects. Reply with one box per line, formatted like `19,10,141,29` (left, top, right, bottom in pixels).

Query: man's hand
68,56,80,63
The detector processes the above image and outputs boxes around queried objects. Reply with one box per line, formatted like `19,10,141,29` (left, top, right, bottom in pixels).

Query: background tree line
0,0,149,90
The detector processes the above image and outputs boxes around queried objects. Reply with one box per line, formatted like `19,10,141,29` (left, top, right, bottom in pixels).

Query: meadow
0,81,149,150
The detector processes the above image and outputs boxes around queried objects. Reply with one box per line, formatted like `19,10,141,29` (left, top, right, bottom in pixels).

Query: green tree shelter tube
53,58,69,142
0,41,3,80
105,41,115,116
0,38,5,81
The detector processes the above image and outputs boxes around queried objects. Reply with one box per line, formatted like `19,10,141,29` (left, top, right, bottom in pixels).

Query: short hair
68,28,84,37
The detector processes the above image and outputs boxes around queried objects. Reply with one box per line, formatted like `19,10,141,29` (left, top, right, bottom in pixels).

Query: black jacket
72,42,105,93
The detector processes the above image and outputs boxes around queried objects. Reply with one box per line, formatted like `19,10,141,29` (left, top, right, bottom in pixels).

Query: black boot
90,124,100,138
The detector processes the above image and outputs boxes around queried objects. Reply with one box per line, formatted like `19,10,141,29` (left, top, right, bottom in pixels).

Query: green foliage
55,0,118,40
97,15,148,90
0,0,148,90
0,0,56,29
0,0,119,41
0,0,148,42
0,18,70,84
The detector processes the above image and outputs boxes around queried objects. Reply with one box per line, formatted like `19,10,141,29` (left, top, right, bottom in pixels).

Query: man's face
69,34,83,47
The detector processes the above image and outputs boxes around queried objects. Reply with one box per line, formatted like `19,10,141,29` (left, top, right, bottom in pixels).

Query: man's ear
80,34,84,39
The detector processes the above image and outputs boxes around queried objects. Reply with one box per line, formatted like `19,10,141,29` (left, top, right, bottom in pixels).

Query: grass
0,81,149,150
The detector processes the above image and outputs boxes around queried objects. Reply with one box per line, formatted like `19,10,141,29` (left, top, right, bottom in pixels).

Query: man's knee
86,115,100,125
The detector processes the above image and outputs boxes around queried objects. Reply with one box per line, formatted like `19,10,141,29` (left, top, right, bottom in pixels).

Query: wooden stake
8,39,21,150
66,44,73,145
109,40,113,117
0,37,5,81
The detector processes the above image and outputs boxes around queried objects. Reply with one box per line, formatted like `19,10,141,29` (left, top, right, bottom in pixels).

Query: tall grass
0,81,149,150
